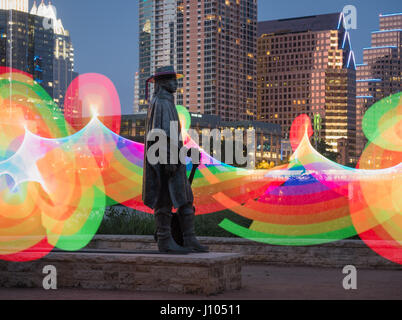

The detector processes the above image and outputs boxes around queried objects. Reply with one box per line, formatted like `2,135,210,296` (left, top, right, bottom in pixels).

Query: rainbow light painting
0,68,400,265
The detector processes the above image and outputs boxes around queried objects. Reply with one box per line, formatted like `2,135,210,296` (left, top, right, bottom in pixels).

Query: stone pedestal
0,251,243,295
87,236,402,270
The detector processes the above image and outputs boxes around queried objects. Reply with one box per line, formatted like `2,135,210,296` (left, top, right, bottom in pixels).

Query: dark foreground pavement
0,265,401,300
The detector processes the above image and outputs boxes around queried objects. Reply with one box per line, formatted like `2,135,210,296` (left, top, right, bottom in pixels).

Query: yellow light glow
90,106,99,118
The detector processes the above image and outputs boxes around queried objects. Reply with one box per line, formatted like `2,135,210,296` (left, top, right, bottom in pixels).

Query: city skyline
3,0,401,114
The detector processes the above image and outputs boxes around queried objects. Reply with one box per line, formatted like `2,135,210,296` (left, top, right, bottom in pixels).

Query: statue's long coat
142,88,193,209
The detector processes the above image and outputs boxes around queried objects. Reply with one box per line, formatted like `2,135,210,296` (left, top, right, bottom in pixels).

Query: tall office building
31,0,77,111
356,13,402,157
0,0,77,115
176,0,257,121
0,1,55,98
257,13,357,164
138,0,177,112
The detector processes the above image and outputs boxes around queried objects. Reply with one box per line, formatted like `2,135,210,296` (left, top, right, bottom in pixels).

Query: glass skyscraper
31,0,77,112
138,0,177,112
0,6,54,98
0,0,77,115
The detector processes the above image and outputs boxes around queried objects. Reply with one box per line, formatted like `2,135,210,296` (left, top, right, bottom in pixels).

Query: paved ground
0,264,401,300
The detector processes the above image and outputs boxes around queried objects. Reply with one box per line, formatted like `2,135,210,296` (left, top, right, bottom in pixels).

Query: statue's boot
155,209,190,254
178,205,209,253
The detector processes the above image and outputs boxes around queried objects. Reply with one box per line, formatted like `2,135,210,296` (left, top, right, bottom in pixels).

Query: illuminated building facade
117,112,281,165
0,0,78,115
138,0,177,112
0,6,54,98
176,0,257,121
257,13,357,165
356,13,402,158
31,0,77,112
137,0,257,120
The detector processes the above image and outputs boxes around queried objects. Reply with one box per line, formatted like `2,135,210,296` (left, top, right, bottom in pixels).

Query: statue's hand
187,148,201,167
164,164,179,177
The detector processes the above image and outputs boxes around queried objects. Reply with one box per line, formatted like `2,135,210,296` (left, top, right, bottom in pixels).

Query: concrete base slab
0,251,243,296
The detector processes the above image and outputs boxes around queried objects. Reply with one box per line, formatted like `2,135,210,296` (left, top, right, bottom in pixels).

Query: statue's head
146,66,183,99
155,75,178,94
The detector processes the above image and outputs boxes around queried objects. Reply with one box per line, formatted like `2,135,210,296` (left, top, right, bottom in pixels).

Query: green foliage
97,206,361,241
97,206,252,238
98,207,155,235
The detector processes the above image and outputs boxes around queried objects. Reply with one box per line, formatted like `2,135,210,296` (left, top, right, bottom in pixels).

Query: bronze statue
142,66,209,254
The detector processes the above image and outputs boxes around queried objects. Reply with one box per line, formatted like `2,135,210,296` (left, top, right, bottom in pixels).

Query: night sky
31,0,401,115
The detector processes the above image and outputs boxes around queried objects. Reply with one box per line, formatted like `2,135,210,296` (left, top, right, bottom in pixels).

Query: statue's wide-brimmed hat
147,66,184,83
145,66,183,101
